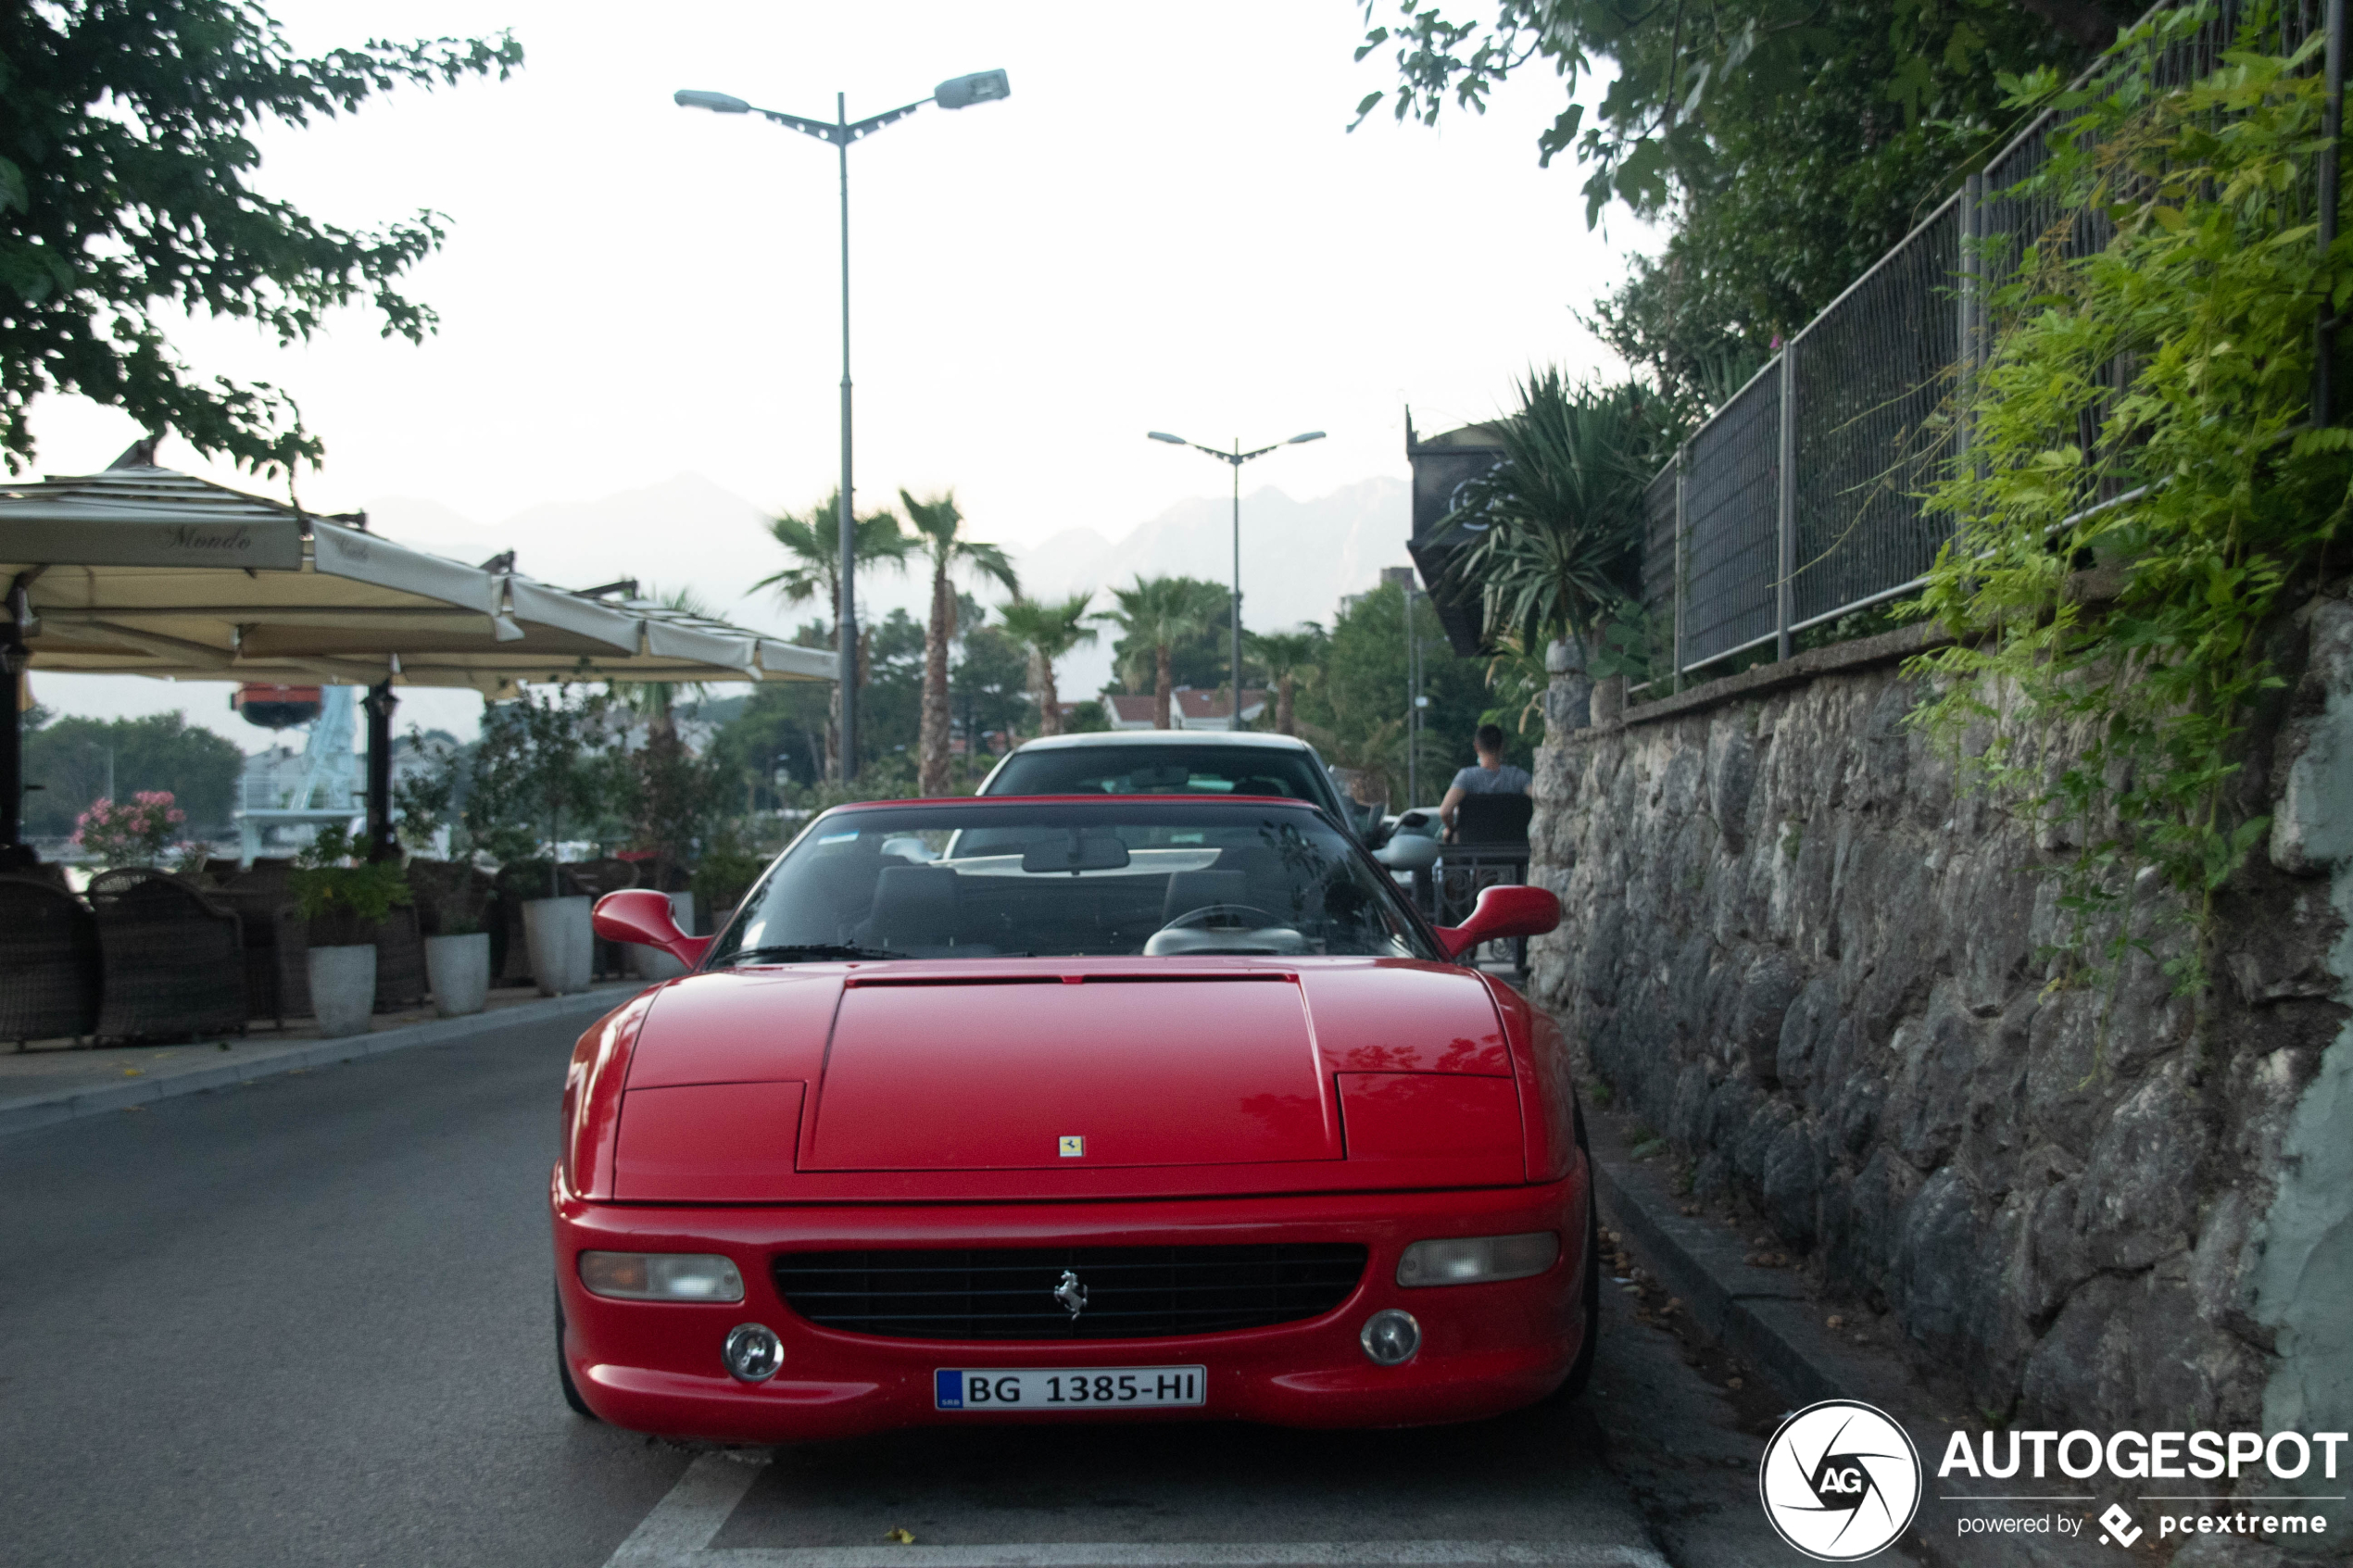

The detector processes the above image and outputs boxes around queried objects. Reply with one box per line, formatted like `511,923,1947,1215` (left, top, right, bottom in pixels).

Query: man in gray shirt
1439,723,1530,835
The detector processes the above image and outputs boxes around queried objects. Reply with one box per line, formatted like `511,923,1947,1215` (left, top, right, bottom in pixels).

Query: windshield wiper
722,944,907,966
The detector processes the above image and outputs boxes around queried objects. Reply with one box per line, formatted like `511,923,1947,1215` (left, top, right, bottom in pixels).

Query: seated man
1438,723,1531,839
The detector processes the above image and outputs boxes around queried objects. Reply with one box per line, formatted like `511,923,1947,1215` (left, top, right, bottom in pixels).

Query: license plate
934,1365,1206,1411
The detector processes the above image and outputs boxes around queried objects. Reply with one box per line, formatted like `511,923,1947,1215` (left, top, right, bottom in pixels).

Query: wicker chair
86,868,247,1043
213,860,309,1025
490,862,564,988
369,902,429,1012
0,875,103,1047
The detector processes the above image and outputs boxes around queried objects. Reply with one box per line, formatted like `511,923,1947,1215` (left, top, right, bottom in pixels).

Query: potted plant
465,686,611,997
415,872,493,1019
395,736,493,1016
422,908,491,1017
290,824,414,1038
70,790,185,868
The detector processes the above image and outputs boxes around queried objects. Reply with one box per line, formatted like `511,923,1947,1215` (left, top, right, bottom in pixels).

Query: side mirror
593,888,711,971
1432,884,1560,961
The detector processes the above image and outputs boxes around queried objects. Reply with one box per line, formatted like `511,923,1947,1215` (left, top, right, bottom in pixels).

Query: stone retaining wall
1525,603,2353,1444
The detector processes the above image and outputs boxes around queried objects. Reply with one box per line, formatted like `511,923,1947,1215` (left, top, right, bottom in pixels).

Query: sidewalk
0,980,643,1140
1585,1104,2127,1568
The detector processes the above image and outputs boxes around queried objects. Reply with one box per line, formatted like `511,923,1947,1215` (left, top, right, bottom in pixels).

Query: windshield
984,745,1332,806
706,800,1432,965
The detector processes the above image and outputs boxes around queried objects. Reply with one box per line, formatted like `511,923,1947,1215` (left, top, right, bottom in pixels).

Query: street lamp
675,69,1011,780
1145,429,1326,731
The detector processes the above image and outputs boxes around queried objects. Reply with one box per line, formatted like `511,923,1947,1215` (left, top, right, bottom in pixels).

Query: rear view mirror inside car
1020,831,1134,874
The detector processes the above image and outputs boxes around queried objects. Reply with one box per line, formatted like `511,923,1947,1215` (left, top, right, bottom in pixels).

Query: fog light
1395,1231,1559,1288
579,1250,745,1302
1360,1308,1421,1366
723,1323,785,1382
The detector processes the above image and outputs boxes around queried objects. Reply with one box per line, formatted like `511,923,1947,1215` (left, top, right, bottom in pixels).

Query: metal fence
1642,0,2333,690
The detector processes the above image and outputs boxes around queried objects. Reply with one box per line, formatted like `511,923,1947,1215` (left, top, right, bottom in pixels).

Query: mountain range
366,472,1414,698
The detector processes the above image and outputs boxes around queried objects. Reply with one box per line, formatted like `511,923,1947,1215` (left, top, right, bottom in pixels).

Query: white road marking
606,1453,1675,1568
602,1457,1675,1561
605,1452,771,1565
696,1545,1671,1566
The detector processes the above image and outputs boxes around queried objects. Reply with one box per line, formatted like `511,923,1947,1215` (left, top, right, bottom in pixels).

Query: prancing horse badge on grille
1053,1269,1088,1319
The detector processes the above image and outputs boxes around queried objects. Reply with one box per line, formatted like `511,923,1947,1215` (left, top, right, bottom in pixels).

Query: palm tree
998,591,1098,737
610,585,714,743
900,489,1020,796
1245,625,1324,736
749,491,910,779
1097,575,1224,730
1443,369,1657,660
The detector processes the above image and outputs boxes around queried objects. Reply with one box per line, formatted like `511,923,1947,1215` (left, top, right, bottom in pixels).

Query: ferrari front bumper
550,1167,1590,1443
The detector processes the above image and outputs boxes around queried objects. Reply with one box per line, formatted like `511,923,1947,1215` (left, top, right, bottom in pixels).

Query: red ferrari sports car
552,795,1595,1442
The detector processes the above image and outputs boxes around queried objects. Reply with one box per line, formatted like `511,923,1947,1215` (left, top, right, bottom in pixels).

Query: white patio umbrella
0,451,829,861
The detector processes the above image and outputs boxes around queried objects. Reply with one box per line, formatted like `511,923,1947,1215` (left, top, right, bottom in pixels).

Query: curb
1582,1110,1926,1412
0,986,633,1142
1582,1112,2132,1568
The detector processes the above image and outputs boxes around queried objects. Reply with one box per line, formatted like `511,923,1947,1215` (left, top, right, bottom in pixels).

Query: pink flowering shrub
72,790,186,867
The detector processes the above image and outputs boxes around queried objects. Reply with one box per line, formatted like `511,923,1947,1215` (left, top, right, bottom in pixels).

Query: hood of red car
603,959,1529,1201
802,973,1340,1170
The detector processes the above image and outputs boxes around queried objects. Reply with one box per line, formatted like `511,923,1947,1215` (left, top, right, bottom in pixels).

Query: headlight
578,1250,745,1302
1395,1231,1559,1287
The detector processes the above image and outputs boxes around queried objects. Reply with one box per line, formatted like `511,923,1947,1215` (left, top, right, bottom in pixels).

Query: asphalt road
0,1011,1804,1568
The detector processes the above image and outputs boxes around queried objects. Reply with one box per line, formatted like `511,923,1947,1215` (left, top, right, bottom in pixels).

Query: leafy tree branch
1905,5,2349,993
0,0,522,473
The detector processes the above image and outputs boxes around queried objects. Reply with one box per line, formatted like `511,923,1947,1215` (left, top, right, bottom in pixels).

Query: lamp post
676,69,1011,780
1146,429,1325,730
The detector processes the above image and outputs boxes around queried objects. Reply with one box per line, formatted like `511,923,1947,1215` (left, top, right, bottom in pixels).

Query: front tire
1550,1094,1602,1403
1556,1185,1603,1400
556,1284,598,1420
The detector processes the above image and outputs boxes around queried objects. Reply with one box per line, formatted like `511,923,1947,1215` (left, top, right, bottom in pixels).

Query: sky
26,0,1647,749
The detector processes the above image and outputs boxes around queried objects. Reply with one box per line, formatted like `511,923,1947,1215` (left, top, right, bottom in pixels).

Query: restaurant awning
0,455,830,862
2,463,832,693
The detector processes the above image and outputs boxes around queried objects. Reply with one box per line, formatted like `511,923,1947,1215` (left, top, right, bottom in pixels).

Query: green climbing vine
1905,3,2353,994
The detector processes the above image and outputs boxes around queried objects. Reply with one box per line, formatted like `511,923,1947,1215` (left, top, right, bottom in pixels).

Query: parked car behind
975,731,1380,841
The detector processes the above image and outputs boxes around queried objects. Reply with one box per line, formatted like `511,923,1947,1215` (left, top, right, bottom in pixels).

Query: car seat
1162,870,1249,925
1453,792,1533,845
862,865,982,956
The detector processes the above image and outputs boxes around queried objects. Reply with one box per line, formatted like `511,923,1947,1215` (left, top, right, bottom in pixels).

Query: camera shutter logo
1758,1399,1922,1561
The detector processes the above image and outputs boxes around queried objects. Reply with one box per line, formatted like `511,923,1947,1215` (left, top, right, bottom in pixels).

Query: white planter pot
625,891,698,982
522,896,594,997
424,932,491,1018
307,945,377,1039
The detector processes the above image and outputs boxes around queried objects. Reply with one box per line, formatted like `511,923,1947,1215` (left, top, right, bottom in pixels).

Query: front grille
772,1243,1368,1341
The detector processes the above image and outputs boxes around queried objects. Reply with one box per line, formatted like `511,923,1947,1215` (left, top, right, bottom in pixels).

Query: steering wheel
1143,903,1307,958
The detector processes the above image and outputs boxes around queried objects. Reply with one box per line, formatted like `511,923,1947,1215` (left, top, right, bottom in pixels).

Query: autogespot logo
1760,1399,1923,1561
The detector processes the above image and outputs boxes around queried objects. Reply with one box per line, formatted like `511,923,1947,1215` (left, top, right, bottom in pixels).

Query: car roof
1004,731,1318,753
823,793,1328,814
